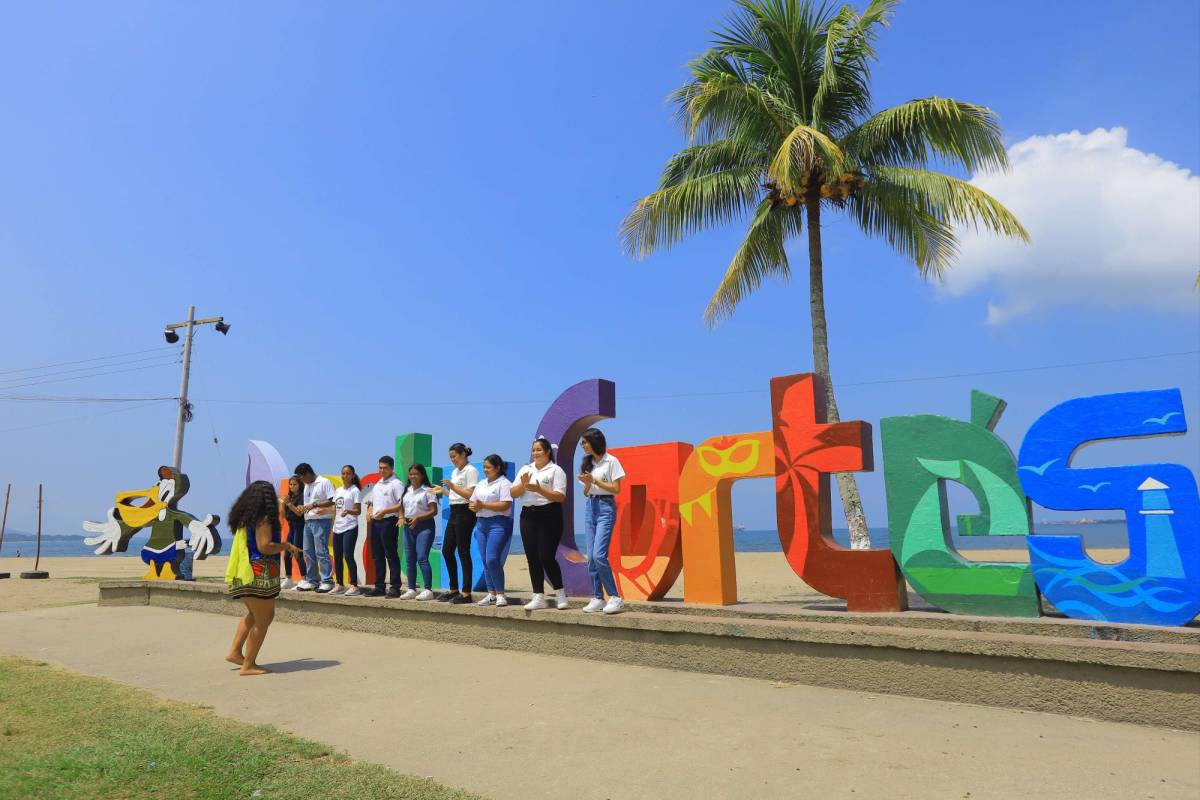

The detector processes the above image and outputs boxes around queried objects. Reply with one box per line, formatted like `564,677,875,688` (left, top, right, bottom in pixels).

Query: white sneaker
399,589,418,600
555,589,569,610
295,580,316,591
280,578,294,590
415,589,435,601
477,593,496,606
316,583,334,594
603,597,625,615
524,593,548,610
495,595,509,607
582,598,605,613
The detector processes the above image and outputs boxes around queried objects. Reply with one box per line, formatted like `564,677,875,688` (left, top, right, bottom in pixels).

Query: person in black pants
365,456,405,598
279,475,308,589
430,442,479,604
511,436,569,610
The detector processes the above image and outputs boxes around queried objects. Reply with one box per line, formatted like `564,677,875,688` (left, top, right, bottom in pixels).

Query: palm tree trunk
805,196,871,550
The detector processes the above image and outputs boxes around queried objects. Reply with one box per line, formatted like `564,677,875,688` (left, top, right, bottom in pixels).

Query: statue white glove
186,514,220,559
82,508,123,555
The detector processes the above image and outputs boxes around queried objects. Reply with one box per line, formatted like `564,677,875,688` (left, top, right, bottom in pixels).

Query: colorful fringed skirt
228,557,281,600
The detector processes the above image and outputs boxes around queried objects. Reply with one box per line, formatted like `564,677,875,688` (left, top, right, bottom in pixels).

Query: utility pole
173,305,196,471
163,306,230,472
19,484,48,579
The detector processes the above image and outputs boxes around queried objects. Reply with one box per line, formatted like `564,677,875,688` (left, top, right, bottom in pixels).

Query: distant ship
734,523,747,533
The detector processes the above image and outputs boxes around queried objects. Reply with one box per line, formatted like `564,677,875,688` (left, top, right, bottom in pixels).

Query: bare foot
239,664,270,676
225,654,244,666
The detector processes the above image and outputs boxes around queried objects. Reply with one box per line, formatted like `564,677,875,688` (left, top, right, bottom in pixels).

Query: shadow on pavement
263,658,341,673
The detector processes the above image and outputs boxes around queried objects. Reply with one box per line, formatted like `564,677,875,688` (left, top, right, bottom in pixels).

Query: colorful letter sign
180,374,1199,628
1018,389,1200,626
882,392,1039,617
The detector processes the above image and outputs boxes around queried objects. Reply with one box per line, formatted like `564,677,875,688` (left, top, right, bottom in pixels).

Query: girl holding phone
578,428,625,614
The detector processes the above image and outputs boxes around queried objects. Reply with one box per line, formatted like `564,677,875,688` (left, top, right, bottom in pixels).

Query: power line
0,348,1193,408
192,349,1199,408
0,399,173,435
0,394,177,403
0,346,178,377
0,360,181,391
0,352,186,386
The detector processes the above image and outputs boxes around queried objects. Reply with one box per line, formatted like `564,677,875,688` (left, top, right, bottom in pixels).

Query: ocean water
1,522,1133,558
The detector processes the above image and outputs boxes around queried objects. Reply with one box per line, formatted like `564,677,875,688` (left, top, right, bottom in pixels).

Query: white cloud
945,127,1200,324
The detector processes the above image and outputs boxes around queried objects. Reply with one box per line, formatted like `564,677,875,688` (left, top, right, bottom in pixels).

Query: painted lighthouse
1139,477,1184,579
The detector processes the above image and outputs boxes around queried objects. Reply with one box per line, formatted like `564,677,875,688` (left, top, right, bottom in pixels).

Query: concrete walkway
0,604,1196,800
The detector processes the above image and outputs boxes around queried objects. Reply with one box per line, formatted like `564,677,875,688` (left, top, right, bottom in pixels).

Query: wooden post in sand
0,483,10,578
20,484,48,579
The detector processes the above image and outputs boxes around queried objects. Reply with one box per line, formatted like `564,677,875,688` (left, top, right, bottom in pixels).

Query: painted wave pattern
1028,542,1192,620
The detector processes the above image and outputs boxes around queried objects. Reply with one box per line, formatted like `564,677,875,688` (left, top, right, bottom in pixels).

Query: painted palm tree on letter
620,0,1028,548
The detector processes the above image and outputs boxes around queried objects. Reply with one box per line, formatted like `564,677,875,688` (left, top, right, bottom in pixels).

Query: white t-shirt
471,476,513,518
333,485,361,533
401,484,439,521
447,464,480,506
303,475,335,520
583,453,625,497
515,462,567,507
368,475,404,519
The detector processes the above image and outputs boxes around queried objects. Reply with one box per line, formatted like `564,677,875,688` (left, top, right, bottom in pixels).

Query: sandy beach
0,548,1130,614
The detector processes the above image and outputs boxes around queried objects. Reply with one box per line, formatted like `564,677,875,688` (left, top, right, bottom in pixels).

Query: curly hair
228,480,282,538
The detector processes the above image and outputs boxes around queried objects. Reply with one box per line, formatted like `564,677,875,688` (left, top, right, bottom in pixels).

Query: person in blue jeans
578,428,626,615
399,464,440,600
469,454,514,607
295,462,335,593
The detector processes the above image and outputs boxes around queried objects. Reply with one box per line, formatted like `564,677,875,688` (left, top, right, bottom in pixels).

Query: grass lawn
0,657,484,800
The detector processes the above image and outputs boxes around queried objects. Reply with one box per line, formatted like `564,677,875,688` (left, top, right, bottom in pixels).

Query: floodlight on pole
162,306,231,471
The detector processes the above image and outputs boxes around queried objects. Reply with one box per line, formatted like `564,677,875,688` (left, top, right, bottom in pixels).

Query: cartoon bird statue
82,465,222,580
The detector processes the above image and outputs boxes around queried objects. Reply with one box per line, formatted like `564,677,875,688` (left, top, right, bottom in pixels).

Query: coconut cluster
765,171,866,208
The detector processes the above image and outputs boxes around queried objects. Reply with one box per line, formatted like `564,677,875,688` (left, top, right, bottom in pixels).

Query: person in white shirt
468,454,514,607
295,462,336,593
331,465,363,596
511,436,569,610
578,428,626,614
399,464,440,600
365,456,405,598
430,442,479,604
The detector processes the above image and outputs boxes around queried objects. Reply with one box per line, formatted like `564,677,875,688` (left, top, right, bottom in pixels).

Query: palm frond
620,155,763,259
848,174,958,277
767,123,845,191
658,140,769,189
843,98,1010,172
850,165,1027,277
703,199,802,325
872,166,1029,240
671,56,796,143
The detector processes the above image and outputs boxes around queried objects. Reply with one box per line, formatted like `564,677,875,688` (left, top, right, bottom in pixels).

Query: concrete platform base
100,580,1200,731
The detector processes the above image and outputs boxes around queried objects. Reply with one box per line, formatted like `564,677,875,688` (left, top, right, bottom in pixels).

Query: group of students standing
273,428,628,614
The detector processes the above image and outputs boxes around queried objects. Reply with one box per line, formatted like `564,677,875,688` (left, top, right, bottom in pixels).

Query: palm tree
620,0,1028,548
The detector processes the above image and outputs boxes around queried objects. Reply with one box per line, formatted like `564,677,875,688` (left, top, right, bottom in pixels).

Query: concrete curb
100,580,1200,731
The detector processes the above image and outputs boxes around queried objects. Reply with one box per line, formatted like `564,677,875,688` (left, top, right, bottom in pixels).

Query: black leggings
284,519,307,578
520,502,564,593
442,504,476,593
333,528,359,585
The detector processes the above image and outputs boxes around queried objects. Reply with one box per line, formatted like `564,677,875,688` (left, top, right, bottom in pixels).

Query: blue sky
0,0,1197,538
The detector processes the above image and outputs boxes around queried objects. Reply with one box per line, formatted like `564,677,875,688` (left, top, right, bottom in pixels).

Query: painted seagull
1142,412,1182,425
1019,458,1059,476
1078,482,1112,492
